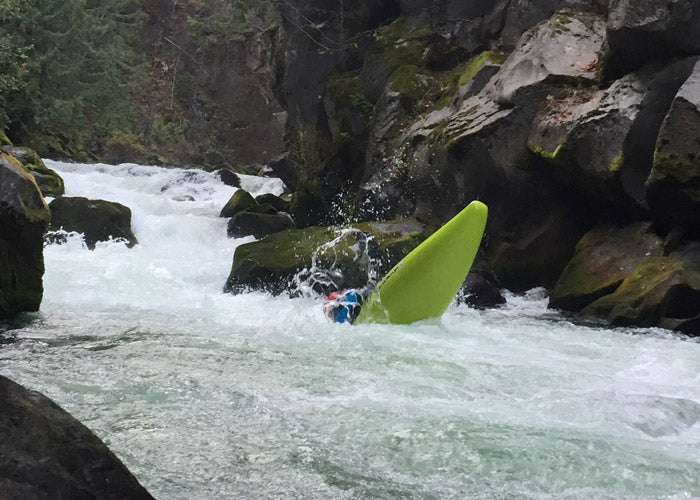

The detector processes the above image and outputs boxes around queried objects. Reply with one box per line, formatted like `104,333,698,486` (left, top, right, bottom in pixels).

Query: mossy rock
220,189,258,218
2,146,65,197
255,193,290,213
0,153,50,318
0,130,11,146
458,51,508,86
583,255,700,334
224,218,427,296
290,178,325,228
549,222,664,312
227,211,294,239
375,20,433,74
48,197,138,250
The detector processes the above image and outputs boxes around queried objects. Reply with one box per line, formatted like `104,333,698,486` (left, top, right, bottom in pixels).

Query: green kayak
355,200,488,325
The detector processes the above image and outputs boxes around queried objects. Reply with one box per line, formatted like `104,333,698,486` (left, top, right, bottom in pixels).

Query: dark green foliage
0,0,146,156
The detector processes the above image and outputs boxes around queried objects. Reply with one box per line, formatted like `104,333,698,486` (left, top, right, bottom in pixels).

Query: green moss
0,130,12,146
609,152,624,172
389,65,435,100
532,143,565,161
376,20,432,74
458,51,507,86
653,150,700,183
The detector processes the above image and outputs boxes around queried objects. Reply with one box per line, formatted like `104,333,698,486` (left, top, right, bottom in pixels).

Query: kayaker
323,289,364,324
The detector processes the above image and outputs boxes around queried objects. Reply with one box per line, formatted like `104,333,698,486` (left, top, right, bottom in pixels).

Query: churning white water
1,161,699,499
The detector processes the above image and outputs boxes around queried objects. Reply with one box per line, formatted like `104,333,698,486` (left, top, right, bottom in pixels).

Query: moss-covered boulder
583,252,700,335
224,218,427,296
255,193,290,213
48,197,138,250
227,211,295,239
646,59,700,235
0,375,154,499
1,146,65,197
219,189,259,218
0,152,50,318
549,222,664,312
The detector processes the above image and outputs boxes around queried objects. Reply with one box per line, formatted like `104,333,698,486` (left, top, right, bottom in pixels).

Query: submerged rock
48,197,138,250
0,375,154,499
0,152,50,318
549,222,664,312
1,146,65,198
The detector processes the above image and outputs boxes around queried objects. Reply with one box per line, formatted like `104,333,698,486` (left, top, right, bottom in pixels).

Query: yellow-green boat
355,200,488,325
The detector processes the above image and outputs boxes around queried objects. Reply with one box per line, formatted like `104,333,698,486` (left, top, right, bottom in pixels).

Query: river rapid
1,161,699,499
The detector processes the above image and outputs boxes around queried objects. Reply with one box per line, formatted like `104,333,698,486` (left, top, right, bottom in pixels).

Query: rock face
0,375,154,500
647,59,700,235
0,153,50,319
48,197,138,250
262,0,700,333
604,0,700,76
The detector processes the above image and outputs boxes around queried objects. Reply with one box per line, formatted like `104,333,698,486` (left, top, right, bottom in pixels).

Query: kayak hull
355,201,488,325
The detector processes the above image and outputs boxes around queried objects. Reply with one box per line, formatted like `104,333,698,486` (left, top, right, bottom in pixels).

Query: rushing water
1,161,700,499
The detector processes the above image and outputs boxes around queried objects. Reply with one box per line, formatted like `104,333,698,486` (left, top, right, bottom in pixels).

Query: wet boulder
549,222,664,312
219,189,261,218
0,375,154,499
646,59,700,235
0,152,50,318
224,218,427,296
1,146,65,198
48,197,138,250
583,248,700,336
215,167,241,187
227,211,295,239
456,248,505,308
603,0,700,77
255,193,290,213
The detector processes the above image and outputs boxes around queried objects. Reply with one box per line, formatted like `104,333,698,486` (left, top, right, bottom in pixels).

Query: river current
1,161,699,499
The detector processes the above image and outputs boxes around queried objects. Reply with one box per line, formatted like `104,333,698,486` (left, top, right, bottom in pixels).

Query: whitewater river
1,161,699,499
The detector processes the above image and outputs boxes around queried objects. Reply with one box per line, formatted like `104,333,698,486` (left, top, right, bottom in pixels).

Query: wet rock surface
48,197,138,250
0,375,154,500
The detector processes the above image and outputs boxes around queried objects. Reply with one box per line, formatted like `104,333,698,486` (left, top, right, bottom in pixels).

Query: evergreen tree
0,0,145,156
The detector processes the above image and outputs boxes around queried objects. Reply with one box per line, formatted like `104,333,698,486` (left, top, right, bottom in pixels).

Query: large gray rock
48,197,138,250
487,9,606,105
549,222,664,312
604,0,700,77
529,57,698,207
500,0,607,49
0,375,154,499
0,153,50,318
647,59,700,235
